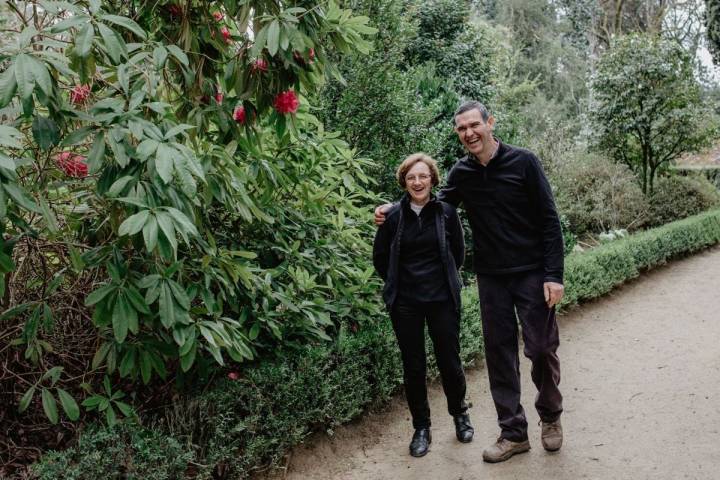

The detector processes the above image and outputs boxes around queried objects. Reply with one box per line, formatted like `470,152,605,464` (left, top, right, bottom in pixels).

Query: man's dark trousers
476,269,563,442
390,299,468,429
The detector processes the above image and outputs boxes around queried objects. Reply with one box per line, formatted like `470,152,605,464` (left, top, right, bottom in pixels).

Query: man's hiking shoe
482,437,530,463
540,418,563,452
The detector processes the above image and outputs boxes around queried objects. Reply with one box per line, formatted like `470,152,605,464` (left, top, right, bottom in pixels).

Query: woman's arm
447,206,465,271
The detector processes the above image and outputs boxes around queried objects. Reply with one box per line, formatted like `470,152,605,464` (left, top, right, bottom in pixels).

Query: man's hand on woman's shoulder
374,203,393,226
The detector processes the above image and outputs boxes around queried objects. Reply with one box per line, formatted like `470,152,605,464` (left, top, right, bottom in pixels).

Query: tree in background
320,0,511,196
590,34,715,194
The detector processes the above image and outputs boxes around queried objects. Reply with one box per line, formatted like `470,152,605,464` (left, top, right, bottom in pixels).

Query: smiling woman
372,152,473,458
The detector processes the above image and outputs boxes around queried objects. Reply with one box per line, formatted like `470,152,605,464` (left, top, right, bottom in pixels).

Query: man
374,101,565,463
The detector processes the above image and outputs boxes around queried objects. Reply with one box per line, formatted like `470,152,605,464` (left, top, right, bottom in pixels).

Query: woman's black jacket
373,194,465,310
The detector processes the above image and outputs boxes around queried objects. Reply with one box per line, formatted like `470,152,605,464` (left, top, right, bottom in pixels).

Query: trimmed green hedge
561,208,720,307
32,208,720,479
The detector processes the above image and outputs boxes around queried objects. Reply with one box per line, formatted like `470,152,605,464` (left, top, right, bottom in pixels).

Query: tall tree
591,34,715,194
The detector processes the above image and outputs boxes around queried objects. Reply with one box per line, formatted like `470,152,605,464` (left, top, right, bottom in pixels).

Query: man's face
454,109,495,160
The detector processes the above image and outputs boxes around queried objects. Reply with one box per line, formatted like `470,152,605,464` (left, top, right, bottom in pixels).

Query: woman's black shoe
453,413,474,443
409,428,432,457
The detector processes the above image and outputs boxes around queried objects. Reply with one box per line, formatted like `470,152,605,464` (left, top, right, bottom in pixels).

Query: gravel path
259,246,720,480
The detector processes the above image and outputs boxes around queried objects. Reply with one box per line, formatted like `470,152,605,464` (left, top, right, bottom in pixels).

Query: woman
373,153,473,457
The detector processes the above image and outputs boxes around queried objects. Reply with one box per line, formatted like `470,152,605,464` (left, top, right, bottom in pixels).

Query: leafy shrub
1,0,379,441
31,422,192,480
550,151,649,235
646,174,720,227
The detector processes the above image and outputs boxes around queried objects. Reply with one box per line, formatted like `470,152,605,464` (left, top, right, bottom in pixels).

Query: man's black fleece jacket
438,140,564,284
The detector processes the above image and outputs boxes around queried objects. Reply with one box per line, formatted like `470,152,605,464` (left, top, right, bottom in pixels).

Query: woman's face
404,161,433,205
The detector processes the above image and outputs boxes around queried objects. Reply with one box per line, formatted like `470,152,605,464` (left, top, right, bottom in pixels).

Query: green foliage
646,174,720,227
319,0,510,198
1,0,380,428
550,151,649,235
561,208,720,307
590,34,716,194
31,422,192,480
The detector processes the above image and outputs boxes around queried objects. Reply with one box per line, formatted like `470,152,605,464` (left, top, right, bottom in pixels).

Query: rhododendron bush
0,0,378,459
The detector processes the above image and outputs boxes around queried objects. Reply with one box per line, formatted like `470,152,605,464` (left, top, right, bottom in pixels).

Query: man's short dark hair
453,101,490,125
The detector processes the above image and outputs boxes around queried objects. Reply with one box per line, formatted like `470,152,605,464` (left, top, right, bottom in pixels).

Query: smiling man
375,100,565,463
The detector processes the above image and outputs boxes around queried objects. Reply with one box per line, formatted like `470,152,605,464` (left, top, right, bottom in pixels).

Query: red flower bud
54,151,88,178
233,106,246,124
273,90,300,115
227,371,240,380
214,92,224,104
69,84,90,105
251,58,268,73
167,4,182,18
308,47,315,61
212,11,224,21
220,26,232,43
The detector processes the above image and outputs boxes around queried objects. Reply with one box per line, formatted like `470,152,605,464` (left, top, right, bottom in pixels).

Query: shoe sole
542,442,562,452
482,442,531,463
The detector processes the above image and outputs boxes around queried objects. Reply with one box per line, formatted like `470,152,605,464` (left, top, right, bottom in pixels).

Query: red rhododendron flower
212,11,224,21
54,152,88,178
69,84,90,105
251,58,268,72
220,26,232,43
214,92,224,104
233,106,246,124
273,90,300,114
227,371,240,380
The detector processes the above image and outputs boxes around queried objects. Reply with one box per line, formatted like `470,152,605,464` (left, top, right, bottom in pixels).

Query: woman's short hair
396,153,441,189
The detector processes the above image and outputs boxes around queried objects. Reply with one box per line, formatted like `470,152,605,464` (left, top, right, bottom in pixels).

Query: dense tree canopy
590,34,714,194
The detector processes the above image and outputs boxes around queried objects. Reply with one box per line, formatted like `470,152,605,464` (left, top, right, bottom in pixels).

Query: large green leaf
142,214,159,252
18,386,36,413
75,23,95,58
111,293,129,342
97,23,126,64
85,283,116,306
100,15,147,40
166,44,188,67
0,125,23,149
267,20,280,56
0,63,17,108
86,131,106,173
155,143,176,183
26,56,53,97
49,14,90,33
57,388,80,421
41,388,59,424
3,183,41,213
13,54,35,104
118,209,150,236
31,116,61,151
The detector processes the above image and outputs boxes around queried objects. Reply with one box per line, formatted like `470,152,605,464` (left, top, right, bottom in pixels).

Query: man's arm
526,154,564,306
372,220,392,280
436,167,463,208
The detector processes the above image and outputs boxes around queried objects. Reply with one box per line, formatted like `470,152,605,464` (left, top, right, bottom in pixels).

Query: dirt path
261,246,720,480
